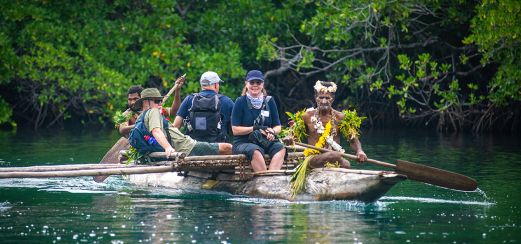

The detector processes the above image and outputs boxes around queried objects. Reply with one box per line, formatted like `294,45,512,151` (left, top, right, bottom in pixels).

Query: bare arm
118,122,134,138
173,116,184,129
116,110,136,138
349,137,367,162
232,126,254,136
165,75,186,115
168,81,184,116
266,125,281,135
151,128,175,154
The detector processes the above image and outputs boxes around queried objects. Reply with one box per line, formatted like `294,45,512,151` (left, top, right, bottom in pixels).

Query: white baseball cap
200,71,223,86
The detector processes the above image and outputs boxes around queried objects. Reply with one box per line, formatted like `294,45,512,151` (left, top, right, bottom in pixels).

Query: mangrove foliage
0,0,519,132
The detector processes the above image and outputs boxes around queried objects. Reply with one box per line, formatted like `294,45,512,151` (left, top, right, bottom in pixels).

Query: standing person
129,88,232,157
231,70,286,172
173,71,234,142
286,80,367,169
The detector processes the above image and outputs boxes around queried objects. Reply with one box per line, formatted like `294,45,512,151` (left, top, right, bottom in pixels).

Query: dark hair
127,85,144,95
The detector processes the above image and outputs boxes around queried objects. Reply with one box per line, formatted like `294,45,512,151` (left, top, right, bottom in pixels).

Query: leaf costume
287,108,365,197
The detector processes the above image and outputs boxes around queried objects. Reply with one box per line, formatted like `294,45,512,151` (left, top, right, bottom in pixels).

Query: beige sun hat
132,88,163,110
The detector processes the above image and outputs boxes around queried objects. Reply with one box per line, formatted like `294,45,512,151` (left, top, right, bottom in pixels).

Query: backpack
184,93,225,142
129,110,172,155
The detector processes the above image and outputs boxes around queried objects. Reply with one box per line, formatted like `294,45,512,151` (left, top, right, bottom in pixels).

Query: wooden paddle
93,137,130,182
162,73,186,103
294,142,478,191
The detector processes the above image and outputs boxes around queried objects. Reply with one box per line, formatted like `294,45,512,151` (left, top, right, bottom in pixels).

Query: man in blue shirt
173,71,234,143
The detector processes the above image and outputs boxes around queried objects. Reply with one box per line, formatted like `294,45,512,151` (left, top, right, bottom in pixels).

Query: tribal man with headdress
286,80,367,169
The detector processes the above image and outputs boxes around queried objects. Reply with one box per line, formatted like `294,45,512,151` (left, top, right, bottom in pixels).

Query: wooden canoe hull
127,168,405,202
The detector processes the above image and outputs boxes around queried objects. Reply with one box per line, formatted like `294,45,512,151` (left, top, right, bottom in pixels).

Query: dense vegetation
1,0,519,132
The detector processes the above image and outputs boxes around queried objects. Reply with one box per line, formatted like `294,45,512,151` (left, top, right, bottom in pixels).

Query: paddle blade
395,160,478,191
93,137,129,183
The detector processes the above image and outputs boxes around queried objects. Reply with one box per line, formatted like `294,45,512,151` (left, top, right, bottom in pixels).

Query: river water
0,128,519,243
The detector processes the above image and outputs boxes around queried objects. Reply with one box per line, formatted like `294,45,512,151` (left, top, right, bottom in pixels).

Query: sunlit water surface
0,128,519,243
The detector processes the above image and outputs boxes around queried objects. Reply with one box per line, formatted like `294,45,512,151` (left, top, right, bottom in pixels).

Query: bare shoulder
122,109,131,116
302,108,315,121
333,109,345,120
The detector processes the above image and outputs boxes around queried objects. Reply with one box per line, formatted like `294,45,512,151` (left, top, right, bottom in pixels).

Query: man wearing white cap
173,71,234,143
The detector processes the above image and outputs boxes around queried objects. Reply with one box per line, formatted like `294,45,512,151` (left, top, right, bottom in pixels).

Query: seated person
129,88,232,158
286,80,367,169
117,76,185,138
115,85,143,138
231,70,286,172
173,71,234,143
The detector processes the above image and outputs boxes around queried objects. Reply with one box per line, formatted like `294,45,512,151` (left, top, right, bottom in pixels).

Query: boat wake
380,196,495,206
0,176,129,195
228,197,390,210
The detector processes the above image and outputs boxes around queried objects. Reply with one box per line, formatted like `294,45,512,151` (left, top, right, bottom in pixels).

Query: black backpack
184,93,225,142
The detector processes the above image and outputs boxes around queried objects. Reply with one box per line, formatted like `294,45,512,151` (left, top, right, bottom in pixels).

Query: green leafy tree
0,0,247,129
258,0,519,131
1,0,520,132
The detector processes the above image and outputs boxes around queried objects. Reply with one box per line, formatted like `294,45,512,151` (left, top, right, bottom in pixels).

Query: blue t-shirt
176,90,234,135
231,95,281,143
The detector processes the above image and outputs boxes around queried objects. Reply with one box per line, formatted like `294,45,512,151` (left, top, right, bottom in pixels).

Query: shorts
189,141,220,156
233,141,286,161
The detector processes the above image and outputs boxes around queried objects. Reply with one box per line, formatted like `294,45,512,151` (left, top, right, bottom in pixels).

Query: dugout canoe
126,152,406,202
128,169,405,202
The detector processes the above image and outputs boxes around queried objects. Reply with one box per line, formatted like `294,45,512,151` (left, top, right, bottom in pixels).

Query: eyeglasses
150,99,162,104
248,80,263,85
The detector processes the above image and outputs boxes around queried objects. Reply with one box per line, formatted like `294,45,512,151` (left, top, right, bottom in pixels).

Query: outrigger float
0,139,477,202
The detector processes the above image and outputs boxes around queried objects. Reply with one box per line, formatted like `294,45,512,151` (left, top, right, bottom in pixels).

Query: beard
128,103,141,112
318,104,332,111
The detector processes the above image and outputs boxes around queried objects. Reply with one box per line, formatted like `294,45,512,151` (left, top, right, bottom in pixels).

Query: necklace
310,108,344,153
310,109,337,136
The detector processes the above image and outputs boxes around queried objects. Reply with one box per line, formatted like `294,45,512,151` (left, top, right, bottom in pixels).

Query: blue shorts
233,141,286,161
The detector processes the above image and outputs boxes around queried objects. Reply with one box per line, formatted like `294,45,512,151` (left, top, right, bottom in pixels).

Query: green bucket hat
132,88,163,110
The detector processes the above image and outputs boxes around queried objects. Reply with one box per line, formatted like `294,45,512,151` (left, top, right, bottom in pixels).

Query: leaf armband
338,109,365,140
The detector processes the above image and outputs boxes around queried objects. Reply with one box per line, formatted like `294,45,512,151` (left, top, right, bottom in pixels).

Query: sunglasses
150,99,162,104
248,80,263,85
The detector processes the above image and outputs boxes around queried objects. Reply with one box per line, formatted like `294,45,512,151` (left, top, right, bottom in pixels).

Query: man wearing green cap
130,88,232,157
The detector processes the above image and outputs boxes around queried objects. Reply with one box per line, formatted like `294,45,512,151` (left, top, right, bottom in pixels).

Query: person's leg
217,143,232,155
268,147,286,170
265,142,287,171
251,150,267,172
233,143,266,172
189,142,220,156
309,151,350,168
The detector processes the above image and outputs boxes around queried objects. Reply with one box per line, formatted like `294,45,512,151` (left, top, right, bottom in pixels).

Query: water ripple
0,201,11,212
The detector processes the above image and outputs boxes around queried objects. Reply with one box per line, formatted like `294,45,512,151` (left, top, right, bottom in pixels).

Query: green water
0,128,520,243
